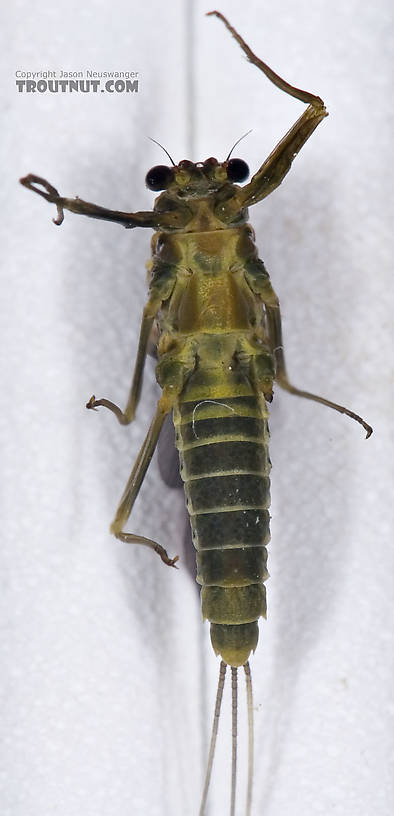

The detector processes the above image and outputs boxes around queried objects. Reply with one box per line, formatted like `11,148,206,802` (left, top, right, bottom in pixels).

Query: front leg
19,174,189,230
240,103,327,208
208,11,327,211
19,174,161,228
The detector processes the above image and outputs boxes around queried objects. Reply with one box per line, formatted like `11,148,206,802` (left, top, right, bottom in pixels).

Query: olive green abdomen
173,388,271,667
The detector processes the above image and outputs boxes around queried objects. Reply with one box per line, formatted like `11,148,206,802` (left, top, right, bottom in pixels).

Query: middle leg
266,303,373,438
86,303,158,425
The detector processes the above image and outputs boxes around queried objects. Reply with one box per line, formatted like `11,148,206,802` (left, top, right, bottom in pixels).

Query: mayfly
20,10,372,815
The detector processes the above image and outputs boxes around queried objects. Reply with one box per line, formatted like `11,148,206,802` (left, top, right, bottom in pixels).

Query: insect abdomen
174,388,271,667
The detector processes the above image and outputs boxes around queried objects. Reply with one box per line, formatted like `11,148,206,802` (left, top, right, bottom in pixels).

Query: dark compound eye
145,165,174,191
226,158,249,183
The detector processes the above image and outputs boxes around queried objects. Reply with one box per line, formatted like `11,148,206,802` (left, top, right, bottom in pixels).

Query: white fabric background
2,1,393,815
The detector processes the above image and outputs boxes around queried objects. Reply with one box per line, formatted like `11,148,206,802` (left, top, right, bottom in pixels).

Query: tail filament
199,661,227,816
199,660,255,815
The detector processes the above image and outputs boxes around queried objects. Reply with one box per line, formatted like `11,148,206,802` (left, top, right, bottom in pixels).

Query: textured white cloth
2,1,393,814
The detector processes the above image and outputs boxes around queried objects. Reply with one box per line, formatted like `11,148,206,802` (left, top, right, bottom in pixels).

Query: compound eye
226,158,249,183
145,165,174,191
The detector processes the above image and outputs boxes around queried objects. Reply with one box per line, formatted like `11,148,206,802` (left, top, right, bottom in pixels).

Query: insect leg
86,304,158,424
110,393,179,567
110,344,195,566
208,12,327,210
266,302,373,438
19,173,164,229
87,267,178,424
